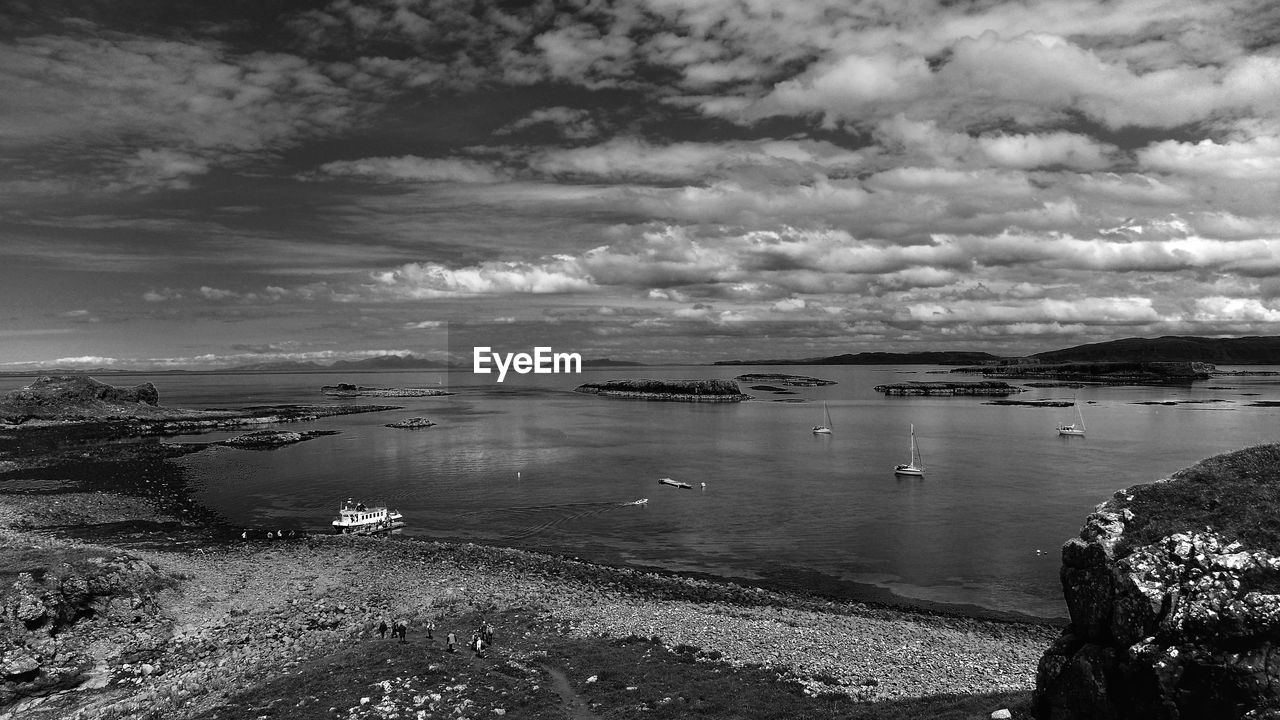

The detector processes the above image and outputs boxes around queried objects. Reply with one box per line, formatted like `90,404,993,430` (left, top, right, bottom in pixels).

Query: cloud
1192,297,1280,323
318,156,512,183
526,137,864,183
1138,134,1280,180
494,106,600,140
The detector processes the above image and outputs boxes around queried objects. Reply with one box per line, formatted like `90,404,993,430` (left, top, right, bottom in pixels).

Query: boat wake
459,500,646,541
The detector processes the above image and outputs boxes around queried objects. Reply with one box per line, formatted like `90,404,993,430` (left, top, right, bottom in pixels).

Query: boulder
1035,445,1280,719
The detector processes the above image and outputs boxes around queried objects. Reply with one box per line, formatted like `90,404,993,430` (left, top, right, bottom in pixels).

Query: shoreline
0,490,1058,719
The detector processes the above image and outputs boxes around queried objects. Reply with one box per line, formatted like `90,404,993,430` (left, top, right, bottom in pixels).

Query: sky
3,0,1280,370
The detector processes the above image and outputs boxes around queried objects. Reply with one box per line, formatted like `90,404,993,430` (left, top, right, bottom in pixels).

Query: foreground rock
1035,443,1280,720
574,378,752,402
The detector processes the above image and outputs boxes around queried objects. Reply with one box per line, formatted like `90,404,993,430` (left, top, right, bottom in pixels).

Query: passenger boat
332,498,405,535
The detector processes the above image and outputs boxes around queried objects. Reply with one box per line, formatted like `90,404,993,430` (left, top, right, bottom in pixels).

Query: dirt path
542,664,600,720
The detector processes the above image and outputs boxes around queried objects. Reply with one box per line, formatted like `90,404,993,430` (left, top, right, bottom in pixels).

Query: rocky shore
0,491,1058,720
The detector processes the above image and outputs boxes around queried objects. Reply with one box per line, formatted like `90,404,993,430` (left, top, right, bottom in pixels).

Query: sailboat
1057,398,1086,436
894,424,924,476
812,402,832,434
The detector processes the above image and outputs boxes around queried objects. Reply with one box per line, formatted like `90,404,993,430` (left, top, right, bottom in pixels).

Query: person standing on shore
378,619,388,639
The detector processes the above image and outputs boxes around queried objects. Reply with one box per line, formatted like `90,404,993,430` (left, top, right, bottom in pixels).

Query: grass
1115,443,1280,559
179,607,1033,720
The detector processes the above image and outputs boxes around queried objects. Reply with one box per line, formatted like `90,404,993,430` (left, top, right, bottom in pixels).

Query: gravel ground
0,494,1059,719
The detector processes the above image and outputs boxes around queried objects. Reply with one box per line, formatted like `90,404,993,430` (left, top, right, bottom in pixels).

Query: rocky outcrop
0,554,173,706
0,376,159,422
574,379,752,402
874,381,1025,396
385,417,436,429
1035,448,1280,720
321,384,451,397
217,429,338,449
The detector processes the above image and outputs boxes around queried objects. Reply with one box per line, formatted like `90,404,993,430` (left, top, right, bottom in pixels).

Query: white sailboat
812,402,832,434
894,424,924,476
1058,399,1086,436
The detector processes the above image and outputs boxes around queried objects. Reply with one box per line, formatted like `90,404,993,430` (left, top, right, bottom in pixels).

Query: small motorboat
658,477,692,489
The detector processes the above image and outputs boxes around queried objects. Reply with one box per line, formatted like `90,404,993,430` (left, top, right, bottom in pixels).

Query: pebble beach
0,489,1059,720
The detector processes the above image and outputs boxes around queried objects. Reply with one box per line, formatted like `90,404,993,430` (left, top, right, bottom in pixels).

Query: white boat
894,424,925,476
1058,399,1086,436
812,402,832,434
332,498,405,535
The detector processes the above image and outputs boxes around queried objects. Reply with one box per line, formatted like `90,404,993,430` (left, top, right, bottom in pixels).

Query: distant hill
714,351,1001,366
1032,336,1280,365
223,355,446,372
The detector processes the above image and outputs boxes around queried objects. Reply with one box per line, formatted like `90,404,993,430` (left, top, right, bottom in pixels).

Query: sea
9,365,1280,622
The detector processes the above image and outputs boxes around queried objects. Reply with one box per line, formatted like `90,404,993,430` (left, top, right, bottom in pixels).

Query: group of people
377,615,494,658
377,618,409,642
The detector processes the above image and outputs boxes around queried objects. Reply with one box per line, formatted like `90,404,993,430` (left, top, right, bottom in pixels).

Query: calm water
11,366,1280,621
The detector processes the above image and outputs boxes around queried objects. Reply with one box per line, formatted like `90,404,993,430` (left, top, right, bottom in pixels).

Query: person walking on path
394,619,407,643
446,632,457,653
426,619,435,640
483,621,494,645
378,619,388,639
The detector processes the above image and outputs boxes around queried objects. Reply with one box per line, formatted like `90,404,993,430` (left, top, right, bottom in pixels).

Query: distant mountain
221,360,328,372
1032,336,1280,365
223,355,446,372
581,358,647,367
329,355,447,370
714,351,1001,366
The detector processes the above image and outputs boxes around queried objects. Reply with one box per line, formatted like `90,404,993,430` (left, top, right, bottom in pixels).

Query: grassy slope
1116,443,1280,557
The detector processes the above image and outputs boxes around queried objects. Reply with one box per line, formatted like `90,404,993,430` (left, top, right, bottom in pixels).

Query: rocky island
574,378,752,402
873,380,1025,396
321,383,452,397
217,429,339,449
956,361,1214,384
384,417,436,429
733,373,837,387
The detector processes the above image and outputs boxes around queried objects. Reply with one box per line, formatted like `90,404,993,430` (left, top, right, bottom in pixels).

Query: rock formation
0,376,159,422
574,379,752,402
1,554,173,706
1035,444,1280,720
